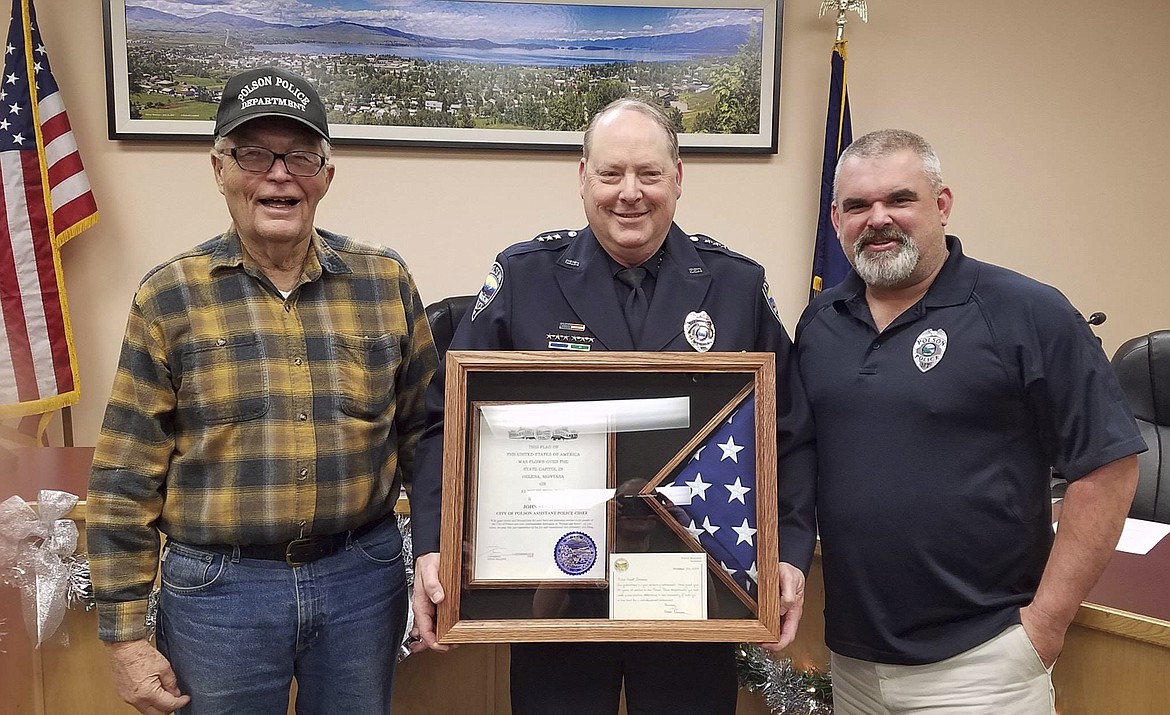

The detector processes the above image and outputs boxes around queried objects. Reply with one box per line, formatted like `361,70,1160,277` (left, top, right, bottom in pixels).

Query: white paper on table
1115,518,1170,555
609,552,707,620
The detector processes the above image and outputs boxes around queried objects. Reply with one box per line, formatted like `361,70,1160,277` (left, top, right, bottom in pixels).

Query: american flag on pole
664,393,759,601
0,0,97,441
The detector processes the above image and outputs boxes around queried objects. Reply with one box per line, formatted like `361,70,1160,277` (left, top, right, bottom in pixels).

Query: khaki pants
829,625,1057,715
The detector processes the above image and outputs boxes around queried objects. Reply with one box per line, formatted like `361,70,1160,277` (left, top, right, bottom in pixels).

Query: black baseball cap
215,67,330,141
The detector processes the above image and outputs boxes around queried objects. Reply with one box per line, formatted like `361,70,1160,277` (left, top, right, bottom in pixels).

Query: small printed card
609,552,708,620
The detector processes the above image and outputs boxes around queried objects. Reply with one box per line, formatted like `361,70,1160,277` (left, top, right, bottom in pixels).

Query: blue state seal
554,531,597,575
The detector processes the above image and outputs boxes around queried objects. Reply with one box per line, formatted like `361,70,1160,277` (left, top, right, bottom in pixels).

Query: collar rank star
684,311,716,352
912,328,948,373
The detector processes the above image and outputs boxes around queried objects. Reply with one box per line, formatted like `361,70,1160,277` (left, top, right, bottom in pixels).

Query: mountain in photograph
124,6,753,54
534,24,752,53
127,7,280,30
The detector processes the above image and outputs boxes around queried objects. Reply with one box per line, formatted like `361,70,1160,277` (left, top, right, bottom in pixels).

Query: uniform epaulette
505,229,580,256
532,229,578,243
684,231,765,271
687,233,731,252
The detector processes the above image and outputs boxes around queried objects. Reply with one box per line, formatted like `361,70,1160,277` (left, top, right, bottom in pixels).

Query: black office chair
1111,330,1170,523
425,295,475,360
402,295,474,496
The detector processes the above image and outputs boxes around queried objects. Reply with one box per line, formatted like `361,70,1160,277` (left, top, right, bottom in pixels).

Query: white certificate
471,406,611,585
608,552,708,620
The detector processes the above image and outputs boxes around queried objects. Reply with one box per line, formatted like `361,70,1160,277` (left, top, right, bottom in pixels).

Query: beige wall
32,0,1170,446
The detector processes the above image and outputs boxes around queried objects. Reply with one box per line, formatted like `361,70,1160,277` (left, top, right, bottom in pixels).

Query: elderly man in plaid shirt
87,67,437,715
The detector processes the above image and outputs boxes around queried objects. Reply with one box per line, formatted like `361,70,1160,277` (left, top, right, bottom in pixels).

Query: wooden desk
0,446,133,715
1053,531,1170,714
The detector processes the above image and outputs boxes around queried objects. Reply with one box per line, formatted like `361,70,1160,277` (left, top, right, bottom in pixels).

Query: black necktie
616,266,649,345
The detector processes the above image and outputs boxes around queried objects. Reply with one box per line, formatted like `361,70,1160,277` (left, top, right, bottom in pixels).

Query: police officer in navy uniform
409,99,816,714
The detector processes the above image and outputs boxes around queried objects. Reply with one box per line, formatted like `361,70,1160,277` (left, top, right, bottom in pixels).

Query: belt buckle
285,537,315,567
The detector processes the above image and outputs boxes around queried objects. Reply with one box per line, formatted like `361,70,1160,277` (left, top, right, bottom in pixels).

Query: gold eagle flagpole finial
819,0,868,42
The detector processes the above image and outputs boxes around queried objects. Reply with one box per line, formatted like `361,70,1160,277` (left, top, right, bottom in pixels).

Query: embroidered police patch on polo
913,328,948,372
471,261,503,322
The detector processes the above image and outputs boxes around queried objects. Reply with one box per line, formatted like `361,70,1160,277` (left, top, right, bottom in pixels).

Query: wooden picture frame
437,350,778,643
102,0,782,152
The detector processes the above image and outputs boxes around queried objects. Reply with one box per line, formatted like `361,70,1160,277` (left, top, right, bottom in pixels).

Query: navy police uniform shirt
465,224,778,352
795,236,1146,666
411,223,817,571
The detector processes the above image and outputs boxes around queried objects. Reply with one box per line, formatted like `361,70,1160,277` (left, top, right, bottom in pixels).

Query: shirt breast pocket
335,333,402,419
178,335,270,425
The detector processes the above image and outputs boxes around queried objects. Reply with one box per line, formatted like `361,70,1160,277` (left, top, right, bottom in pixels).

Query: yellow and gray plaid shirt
88,228,437,642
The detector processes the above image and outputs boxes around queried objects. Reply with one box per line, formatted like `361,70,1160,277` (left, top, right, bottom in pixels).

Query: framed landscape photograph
436,350,780,644
102,0,783,152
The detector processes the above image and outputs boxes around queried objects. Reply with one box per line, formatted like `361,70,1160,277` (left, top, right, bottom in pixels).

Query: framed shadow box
436,351,779,643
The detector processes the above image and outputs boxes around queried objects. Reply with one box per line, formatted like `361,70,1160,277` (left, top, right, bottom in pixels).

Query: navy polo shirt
795,236,1145,665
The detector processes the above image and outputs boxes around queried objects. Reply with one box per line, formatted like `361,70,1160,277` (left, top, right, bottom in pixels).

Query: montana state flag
809,39,853,301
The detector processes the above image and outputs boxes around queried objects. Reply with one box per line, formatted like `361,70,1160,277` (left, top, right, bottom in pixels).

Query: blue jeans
156,518,407,715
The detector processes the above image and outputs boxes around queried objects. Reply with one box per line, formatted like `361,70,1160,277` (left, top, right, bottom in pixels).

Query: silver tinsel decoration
65,553,94,610
144,587,161,638
396,514,415,662
736,644,833,714
0,491,84,646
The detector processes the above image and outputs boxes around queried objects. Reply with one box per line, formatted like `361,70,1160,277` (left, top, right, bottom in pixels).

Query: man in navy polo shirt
795,129,1145,713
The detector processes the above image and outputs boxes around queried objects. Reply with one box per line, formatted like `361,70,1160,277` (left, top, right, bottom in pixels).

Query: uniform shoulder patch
762,278,782,323
471,261,504,322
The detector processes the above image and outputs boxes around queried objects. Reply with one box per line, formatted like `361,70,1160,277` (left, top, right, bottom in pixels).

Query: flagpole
820,0,868,43
821,0,865,156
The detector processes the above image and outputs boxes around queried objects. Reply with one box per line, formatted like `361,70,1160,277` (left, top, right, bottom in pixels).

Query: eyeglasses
220,146,327,177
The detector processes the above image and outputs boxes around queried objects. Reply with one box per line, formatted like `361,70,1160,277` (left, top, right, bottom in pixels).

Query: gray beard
852,229,920,287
